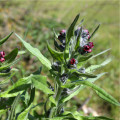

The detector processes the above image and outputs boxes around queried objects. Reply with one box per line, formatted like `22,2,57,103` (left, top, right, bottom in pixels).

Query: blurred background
0,0,119,119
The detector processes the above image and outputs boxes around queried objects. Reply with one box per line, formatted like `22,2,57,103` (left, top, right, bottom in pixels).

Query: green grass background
0,0,119,119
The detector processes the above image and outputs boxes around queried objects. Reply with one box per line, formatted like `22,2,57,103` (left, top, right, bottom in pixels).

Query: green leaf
0,72,11,76
8,94,20,120
89,48,111,60
0,76,31,97
28,87,35,106
49,96,57,106
89,24,100,40
78,116,114,120
61,86,81,103
67,14,80,43
4,48,18,63
61,73,106,102
15,33,51,70
0,32,13,45
17,103,33,120
0,109,7,116
75,27,82,51
77,55,93,68
69,81,120,106
78,55,92,62
54,39,63,51
47,42,64,62
0,58,20,71
72,71,97,78
86,57,112,73
63,109,113,120
31,75,54,94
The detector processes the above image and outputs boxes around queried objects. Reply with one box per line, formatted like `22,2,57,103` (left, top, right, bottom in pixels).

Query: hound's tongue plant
1,14,118,120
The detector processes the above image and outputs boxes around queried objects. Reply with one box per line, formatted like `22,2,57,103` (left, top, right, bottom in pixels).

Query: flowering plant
0,14,119,120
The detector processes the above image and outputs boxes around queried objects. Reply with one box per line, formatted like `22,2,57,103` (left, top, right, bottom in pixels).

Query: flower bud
60,29,66,36
60,107,64,114
60,73,68,83
78,67,85,73
52,62,60,71
49,85,54,91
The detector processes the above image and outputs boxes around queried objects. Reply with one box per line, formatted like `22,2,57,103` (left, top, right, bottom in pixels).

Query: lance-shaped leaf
89,48,111,60
78,54,93,62
0,32,13,45
47,42,64,62
0,58,20,71
79,116,113,120
54,39,63,51
67,14,80,43
72,71,97,78
0,109,7,116
28,87,35,106
15,33,51,70
75,27,82,51
8,94,20,120
0,72,11,77
86,57,112,73
63,81,120,106
89,24,100,40
0,76,31,97
61,73,106,102
17,103,33,120
4,48,18,63
31,75,54,94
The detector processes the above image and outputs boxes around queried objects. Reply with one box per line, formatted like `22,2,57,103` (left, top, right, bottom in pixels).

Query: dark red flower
83,45,90,51
89,42,94,48
70,58,76,65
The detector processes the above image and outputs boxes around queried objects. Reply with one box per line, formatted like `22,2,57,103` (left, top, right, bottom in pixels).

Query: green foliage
0,32,13,46
15,33,51,70
8,94,21,120
0,13,119,120
67,14,80,43
47,42,64,62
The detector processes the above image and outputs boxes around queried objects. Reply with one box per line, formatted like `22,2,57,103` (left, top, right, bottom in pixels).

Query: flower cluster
0,51,5,62
57,28,94,55
58,30,66,51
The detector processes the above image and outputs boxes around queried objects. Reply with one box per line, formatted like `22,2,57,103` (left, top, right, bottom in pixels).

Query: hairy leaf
90,24,100,40
47,42,64,62
8,94,20,120
31,75,54,94
17,103,33,120
67,14,80,43
4,48,18,63
16,33,51,70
